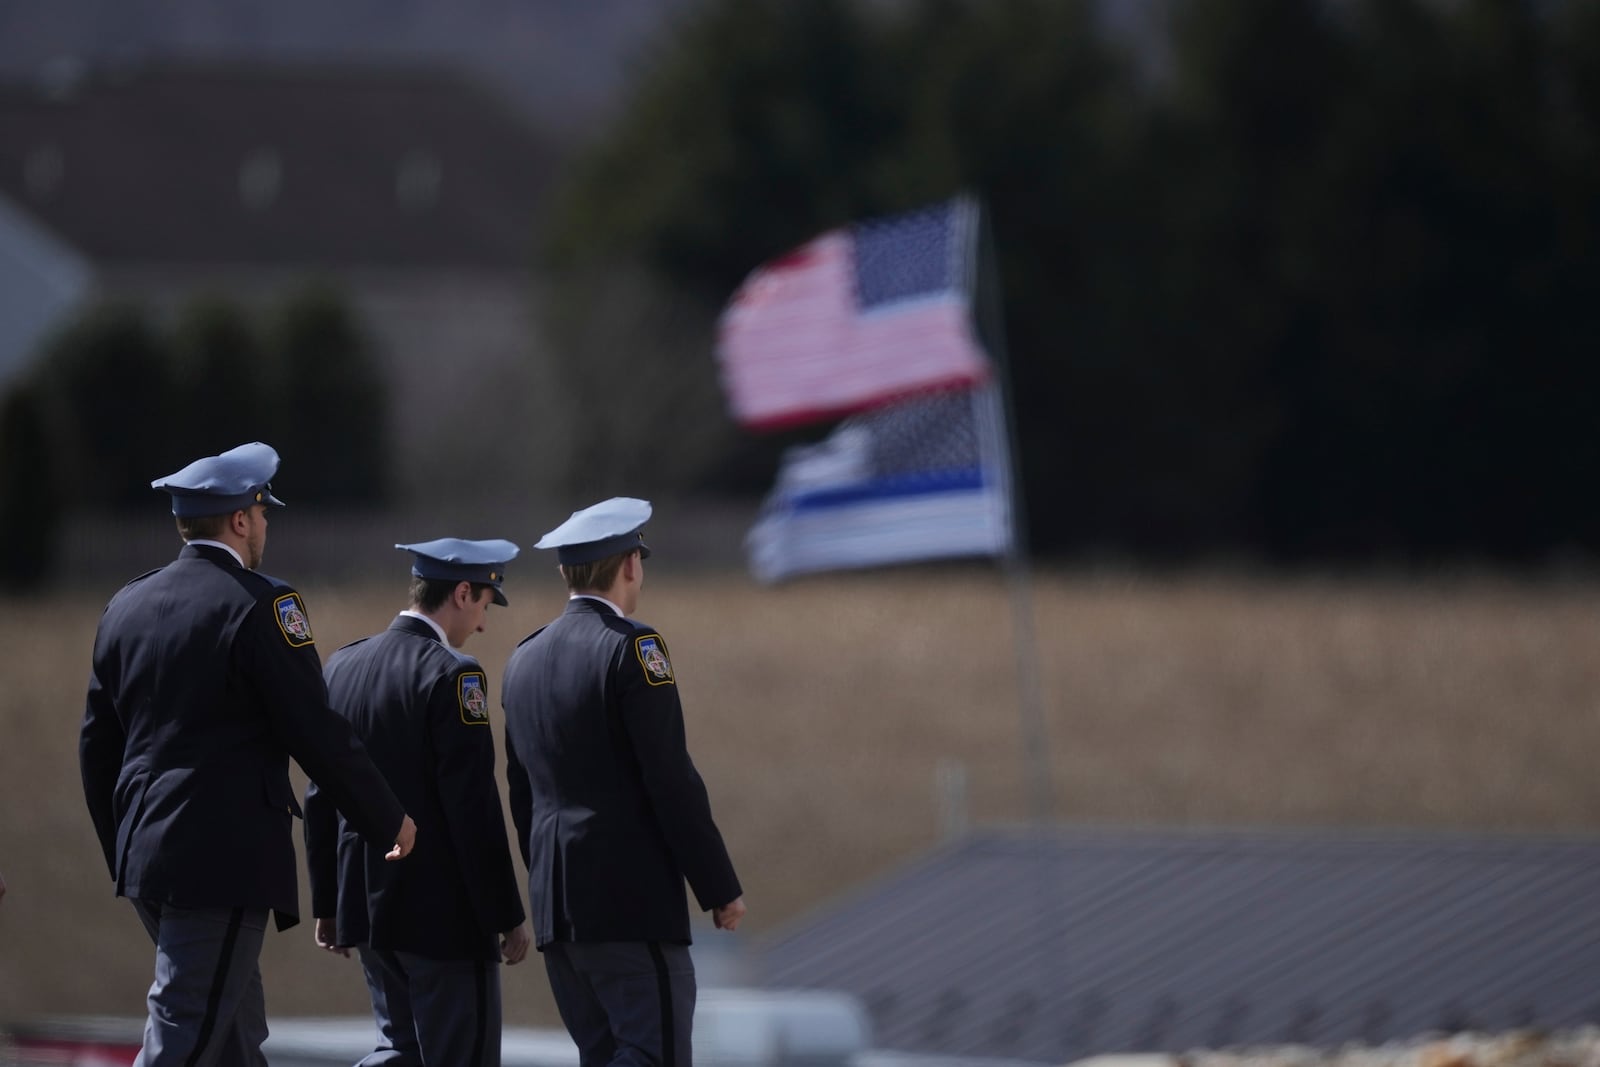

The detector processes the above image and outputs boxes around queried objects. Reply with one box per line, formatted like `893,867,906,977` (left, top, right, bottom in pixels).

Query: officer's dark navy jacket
502,597,741,948
306,614,526,960
79,543,405,931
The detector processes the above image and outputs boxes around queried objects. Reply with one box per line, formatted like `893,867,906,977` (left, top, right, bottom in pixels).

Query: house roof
753,826,1600,1064
0,59,561,269
0,187,91,382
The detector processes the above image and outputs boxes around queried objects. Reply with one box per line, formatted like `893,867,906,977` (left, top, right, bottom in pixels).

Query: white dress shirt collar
570,593,626,617
186,539,244,568
399,609,451,645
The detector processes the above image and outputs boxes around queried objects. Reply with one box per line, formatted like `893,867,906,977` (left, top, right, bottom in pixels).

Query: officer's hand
385,815,418,861
314,918,350,958
713,896,746,932
501,924,532,966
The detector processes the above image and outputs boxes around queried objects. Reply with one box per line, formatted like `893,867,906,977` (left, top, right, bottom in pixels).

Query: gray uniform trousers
130,900,270,1067
542,942,696,1067
355,946,502,1067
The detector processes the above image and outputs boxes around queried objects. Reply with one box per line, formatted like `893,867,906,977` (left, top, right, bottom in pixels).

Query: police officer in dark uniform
80,441,418,1067
305,538,531,1067
502,497,746,1067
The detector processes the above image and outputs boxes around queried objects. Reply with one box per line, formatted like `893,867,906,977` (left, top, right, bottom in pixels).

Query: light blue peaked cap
396,538,520,606
534,497,653,565
152,441,286,517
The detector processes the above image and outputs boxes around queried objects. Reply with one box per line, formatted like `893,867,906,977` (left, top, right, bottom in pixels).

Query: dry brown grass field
3,566,1599,1028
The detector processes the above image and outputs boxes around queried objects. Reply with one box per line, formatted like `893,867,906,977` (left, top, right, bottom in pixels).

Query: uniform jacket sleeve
303,777,340,919
236,593,405,849
504,719,533,872
80,644,128,879
615,629,742,912
428,665,526,933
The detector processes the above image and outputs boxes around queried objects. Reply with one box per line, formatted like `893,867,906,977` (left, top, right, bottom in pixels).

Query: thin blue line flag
746,383,1014,582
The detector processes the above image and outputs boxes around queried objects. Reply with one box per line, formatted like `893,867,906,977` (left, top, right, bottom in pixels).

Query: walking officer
80,441,418,1067
502,497,746,1067
306,538,531,1067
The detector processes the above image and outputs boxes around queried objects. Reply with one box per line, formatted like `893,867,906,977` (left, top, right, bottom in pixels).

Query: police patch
635,635,674,686
458,672,489,724
273,593,314,647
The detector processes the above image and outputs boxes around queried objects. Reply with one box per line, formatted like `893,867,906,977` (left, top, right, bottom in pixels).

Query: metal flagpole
965,193,1054,827
965,196,1071,1048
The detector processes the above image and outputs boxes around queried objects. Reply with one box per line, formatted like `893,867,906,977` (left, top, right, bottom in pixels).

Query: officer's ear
226,508,251,538
452,580,475,609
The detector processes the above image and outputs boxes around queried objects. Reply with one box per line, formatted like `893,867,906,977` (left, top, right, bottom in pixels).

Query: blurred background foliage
543,0,1600,565
4,0,1598,585
1,282,386,557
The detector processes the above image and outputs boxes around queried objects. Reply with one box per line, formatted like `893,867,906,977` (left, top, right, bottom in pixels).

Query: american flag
716,197,993,430
745,383,1013,582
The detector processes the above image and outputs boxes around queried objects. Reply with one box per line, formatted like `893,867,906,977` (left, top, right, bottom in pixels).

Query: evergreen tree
170,296,278,457
267,284,389,507
539,0,1600,564
547,0,900,301
0,383,60,591
32,302,180,512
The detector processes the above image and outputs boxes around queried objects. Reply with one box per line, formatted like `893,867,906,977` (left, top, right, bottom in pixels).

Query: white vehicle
3,989,877,1067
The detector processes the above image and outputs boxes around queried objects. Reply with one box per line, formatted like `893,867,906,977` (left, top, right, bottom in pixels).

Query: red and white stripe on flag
716,229,991,431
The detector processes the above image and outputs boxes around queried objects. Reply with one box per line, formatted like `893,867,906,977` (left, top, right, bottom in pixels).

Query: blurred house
755,826,1600,1063
0,59,566,506
0,1,691,140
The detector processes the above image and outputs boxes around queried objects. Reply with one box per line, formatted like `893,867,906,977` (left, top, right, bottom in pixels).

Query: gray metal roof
0,60,559,269
754,827,1600,1064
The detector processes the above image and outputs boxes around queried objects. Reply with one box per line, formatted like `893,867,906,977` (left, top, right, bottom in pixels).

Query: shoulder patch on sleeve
273,593,315,647
458,671,490,724
634,634,675,686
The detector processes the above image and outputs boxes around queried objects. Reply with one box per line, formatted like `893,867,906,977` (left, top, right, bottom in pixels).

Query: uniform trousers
130,900,270,1067
355,946,502,1067
542,942,696,1067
